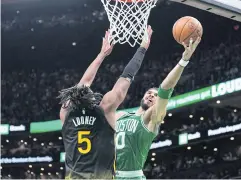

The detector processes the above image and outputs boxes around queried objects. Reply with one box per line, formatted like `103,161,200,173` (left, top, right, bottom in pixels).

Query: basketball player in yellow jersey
58,27,153,179
115,37,202,179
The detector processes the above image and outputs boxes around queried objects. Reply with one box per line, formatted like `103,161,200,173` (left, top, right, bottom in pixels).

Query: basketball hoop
101,0,158,47
117,0,145,2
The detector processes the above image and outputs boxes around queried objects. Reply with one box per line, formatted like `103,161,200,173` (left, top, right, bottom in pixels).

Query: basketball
172,16,203,45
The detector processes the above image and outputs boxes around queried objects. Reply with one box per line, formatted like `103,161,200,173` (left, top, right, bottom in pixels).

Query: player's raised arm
78,30,114,87
100,26,153,129
144,37,201,133
59,30,113,123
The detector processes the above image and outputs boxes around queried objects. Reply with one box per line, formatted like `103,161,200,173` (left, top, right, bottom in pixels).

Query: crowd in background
1,136,63,158
145,142,241,179
2,40,241,178
146,156,241,179
159,107,241,138
2,0,241,179
2,42,241,124
1,168,63,179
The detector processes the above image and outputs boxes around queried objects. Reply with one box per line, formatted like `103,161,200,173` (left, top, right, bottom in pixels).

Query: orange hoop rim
116,0,145,3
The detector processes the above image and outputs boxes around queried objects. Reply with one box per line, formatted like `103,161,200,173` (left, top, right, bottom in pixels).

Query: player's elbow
100,89,126,113
153,117,164,126
156,111,167,124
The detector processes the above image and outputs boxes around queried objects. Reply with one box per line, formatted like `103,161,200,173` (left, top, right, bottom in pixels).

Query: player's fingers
192,37,200,50
148,25,151,31
105,31,109,39
102,38,106,47
110,41,115,47
146,26,150,34
149,28,153,37
150,26,153,33
194,37,201,46
182,42,187,49
189,38,193,48
143,29,148,39
147,25,152,34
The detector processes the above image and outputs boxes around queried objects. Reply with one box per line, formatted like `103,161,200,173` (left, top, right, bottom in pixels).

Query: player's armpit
153,96,168,124
100,77,131,113
143,97,168,133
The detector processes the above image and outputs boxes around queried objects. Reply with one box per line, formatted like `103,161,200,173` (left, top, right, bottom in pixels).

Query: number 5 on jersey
78,131,91,154
116,132,125,149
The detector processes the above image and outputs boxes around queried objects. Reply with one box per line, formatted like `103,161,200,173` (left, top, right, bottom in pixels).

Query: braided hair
57,84,103,111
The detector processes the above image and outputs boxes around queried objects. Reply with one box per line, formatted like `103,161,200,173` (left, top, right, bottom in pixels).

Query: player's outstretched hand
100,30,114,57
141,25,153,50
182,37,201,61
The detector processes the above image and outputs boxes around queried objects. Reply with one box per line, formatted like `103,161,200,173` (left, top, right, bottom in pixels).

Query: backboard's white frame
170,0,241,22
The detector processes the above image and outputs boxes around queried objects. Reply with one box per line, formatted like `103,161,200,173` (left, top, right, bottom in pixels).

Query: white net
101,0,158,47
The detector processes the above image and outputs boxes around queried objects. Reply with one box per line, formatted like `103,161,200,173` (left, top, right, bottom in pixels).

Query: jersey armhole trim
140,115,157,136
116,112,129,121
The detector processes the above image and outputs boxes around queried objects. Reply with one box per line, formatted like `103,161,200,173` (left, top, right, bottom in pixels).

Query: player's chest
116,118,141,134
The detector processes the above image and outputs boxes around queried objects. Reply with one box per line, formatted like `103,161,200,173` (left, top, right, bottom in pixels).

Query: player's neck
135,107,146,116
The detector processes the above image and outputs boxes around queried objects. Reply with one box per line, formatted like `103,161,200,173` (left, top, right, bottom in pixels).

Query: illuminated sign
124,77,241,112
178,133,188,145
0,124,9,135
0,156,53,164
188,132,201,140
167,77,241,110
211,78,241,97
150,139,172,149
9,125,26,132
30,120,62,133
60,152,65,162
208,123,241,136
178,132,201,145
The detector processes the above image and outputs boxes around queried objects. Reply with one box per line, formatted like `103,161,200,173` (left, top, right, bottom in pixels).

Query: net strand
101,0,157,47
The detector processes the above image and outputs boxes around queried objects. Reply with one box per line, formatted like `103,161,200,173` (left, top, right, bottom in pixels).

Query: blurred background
1,0,241,179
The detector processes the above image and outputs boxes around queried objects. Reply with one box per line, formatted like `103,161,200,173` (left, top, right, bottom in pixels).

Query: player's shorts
115,170,146,180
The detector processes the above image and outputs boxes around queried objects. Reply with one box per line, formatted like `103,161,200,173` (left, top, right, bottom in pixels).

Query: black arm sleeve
120,47,147,82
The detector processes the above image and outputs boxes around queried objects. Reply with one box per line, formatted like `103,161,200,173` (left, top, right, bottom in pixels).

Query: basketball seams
182,21,201,44
178,17,192,43
172,16,202,45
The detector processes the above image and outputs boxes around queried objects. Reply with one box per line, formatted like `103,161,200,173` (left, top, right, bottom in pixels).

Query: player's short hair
57,84,102,110
147,87,158,92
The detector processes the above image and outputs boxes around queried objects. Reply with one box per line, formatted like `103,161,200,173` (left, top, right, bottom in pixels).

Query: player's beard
140,99,149,111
